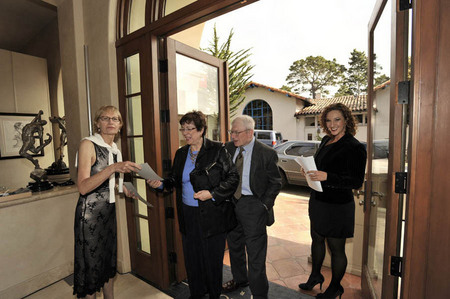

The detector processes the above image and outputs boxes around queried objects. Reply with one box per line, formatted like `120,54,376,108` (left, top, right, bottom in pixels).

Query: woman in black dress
74,105,141,298
298,103,367,299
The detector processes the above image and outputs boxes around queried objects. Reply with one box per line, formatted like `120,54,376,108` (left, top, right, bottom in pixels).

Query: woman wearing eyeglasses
74,106,141,299
147,110,239,299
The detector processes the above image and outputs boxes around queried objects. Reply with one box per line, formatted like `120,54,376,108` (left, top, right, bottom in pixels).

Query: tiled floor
25,273,171,299
224,185,363,299
29,185,362,299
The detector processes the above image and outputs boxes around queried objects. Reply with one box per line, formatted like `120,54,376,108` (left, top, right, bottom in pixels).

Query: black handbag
189,147,237,232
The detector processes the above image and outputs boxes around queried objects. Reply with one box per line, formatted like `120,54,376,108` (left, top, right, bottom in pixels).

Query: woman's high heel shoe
316,285,344,299
298,273,325,290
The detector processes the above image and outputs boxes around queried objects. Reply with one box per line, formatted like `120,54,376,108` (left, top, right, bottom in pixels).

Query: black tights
310,228,347,292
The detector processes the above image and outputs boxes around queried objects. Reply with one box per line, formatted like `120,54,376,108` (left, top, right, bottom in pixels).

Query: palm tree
202,25,254,116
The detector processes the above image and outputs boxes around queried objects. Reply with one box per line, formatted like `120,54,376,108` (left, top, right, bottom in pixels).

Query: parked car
254,129,284,147
275,140,321,187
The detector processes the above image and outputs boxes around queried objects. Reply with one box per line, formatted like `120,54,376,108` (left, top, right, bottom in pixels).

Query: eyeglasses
228,129,248,136
179,127,197,133
99,116,120,123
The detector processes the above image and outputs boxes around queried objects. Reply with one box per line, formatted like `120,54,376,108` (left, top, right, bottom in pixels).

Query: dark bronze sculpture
19,110,53,191
46,115,73,186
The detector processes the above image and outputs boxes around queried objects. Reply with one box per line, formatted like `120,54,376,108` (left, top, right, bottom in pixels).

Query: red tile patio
223,185,363,299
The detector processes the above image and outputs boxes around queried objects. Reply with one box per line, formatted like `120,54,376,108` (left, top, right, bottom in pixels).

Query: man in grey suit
222,115,282,299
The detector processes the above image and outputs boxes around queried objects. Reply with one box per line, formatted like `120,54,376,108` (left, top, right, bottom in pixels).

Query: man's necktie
234,146,244,199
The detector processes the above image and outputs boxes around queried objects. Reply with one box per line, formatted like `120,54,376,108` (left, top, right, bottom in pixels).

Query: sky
199,0,392,98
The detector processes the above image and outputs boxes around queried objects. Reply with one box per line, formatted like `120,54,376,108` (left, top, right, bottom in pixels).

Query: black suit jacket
225,139,282,225
313,133,367,204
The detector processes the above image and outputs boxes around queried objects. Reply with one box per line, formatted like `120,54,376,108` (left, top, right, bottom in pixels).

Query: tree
285,56,345,99
279,85,292,92
339,49,368,96
335,49,390,97
202,25,254,117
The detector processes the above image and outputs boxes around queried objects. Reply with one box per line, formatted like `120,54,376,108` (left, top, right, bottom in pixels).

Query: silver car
275,140,321,187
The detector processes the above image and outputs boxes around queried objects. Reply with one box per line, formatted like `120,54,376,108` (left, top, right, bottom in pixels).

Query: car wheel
280,169,288,188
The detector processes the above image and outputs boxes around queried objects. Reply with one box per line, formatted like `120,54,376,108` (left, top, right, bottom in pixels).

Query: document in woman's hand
295,156,323,192
123,182,154,208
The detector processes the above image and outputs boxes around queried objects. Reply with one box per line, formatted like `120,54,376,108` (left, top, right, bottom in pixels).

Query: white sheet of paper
137,163,163,181
295,156,323,192
123,182,154,208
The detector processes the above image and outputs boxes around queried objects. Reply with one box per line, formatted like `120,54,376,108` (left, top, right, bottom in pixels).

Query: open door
116,34,169,288
158,37,230,283
361,0,411,298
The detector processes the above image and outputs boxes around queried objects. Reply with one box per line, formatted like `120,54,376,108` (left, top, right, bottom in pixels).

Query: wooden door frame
362,0,409,298
402,0,450,298
116,33,169,288
159,38,230,282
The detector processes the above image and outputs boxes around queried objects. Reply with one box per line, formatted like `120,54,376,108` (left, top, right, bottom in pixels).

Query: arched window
243,100,273,130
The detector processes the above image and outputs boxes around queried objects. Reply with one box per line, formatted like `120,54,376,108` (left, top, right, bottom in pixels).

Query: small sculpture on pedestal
46,116,74,185
19,110,53,192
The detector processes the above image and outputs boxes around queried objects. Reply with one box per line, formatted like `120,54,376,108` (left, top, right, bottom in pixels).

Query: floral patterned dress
73,143,117,297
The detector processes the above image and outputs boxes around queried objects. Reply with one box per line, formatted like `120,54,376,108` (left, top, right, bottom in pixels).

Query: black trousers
227,196,269,299
182,204,226,299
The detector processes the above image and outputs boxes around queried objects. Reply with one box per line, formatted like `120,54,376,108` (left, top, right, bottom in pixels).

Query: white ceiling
0,0,57,52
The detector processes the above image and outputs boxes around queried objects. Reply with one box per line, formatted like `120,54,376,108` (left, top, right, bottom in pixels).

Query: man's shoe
222,279,249,293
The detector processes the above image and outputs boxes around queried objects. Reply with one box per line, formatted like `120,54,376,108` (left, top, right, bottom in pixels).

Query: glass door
160,37,229,282
116,35,168,288
361,0,411,298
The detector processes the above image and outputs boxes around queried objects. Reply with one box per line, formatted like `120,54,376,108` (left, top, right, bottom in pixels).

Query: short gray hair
232,115,255,130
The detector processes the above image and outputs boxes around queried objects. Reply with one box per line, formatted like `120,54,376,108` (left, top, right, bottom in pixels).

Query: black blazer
313,133,367,204
225,139,282,223
163,138,239,238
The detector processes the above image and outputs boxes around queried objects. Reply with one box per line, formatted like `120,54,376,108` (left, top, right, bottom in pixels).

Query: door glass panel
165,0,197,16
136,217,151,254
126,96,143,135
125,54,141,94
368,2,391,296
176,53,220,146
128,0,146,34
133,178,148,217
128,137,145,164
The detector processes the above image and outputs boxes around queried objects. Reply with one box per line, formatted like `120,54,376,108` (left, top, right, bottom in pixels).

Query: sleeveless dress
73,143,117,297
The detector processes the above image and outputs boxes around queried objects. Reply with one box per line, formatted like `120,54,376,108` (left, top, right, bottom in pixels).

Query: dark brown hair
319,103,357,136
180,110,207,137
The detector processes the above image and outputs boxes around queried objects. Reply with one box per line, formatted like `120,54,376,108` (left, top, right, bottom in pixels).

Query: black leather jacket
163,138,239,237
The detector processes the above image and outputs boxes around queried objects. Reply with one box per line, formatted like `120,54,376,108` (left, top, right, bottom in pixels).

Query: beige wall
0,49,55,189
0,187,78,298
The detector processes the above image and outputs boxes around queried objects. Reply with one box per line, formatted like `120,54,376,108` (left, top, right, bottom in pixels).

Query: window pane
128,137,145,164
129,0,146,34
125,54,141,95
126,96,142,135
133,178,148,216
176,53,219,144
136,217,150,254
164,0,197,16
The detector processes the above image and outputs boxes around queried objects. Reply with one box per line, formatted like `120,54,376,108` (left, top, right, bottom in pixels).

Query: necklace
189,147,199,163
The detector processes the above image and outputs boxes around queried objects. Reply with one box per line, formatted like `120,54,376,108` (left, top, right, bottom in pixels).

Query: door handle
372,191,384,198
281,159,287,162
359,199,377,207
354,189,365,198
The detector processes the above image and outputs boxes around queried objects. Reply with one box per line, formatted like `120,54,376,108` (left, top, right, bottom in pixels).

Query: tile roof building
239,81,390,142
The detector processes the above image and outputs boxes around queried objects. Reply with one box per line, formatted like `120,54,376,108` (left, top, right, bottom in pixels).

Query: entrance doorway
115,1,416,297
